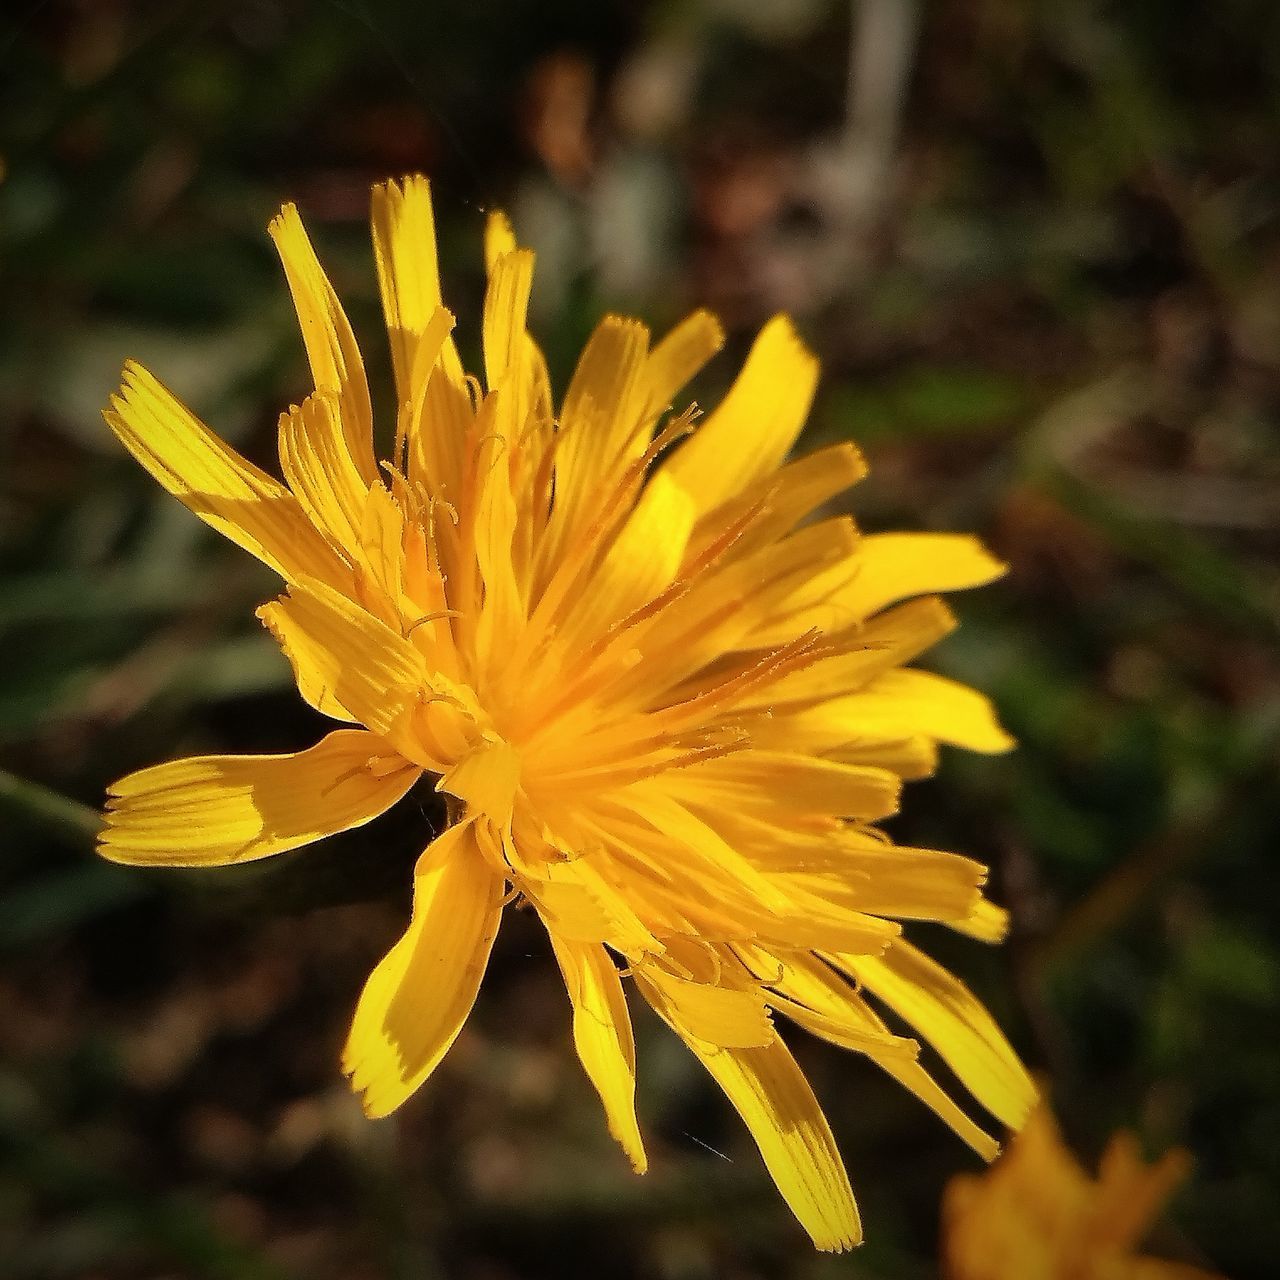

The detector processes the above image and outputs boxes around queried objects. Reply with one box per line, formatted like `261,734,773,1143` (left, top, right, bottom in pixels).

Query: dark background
2,1,1278,1276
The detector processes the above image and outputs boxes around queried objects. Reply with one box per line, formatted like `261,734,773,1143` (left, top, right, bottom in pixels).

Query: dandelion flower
943,1104,1224,1279
99,176,1035,1249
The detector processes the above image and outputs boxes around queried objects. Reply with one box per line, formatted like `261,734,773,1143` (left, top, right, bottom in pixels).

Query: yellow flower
942,1105,1224,1280
98,176,1035,1250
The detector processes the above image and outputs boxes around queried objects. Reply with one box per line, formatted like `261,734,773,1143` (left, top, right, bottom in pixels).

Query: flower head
99,176,1035,1249
942,1105,1224,1280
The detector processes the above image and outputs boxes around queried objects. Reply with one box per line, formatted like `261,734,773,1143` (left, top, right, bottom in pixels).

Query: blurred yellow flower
98,176,1034,1249
943,1105,1224,1280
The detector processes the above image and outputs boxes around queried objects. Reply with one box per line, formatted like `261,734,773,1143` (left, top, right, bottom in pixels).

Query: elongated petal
833,942,1036,1130
269,203,378,486
814,670,1015,755
745,949,1001,1161
371,175,465,405
734,944,916,1059
643,309,724,419
549,935,647,1173
483,249,536,391
654,1003,861,1253
669,752,902,823
467,408,526,678
625,516,858,698
635,963,775,1049
439,738,521,828
662,315,819,518
541,317,651,568
948,897,1010,943
686,442,867,565
353,483,411,624
104,363,348,589
840,533,1006,620
278,392,370,553
750,702,940,778
343,821,503,1117
751,597,958,709
787,855,983,928
559,471,696,654
100,729,419,866
483,209,518,271
531,853,665,958
258,578,459,766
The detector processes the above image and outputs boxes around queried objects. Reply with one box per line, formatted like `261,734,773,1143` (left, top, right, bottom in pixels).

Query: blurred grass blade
0,768,102,843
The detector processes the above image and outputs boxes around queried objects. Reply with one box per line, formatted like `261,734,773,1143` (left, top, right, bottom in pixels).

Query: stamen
474,432,509,479
406,609,463,637
521,494,773,732
645,631,826,734
319,755,411,797
520,405,703,669
542,737,746,793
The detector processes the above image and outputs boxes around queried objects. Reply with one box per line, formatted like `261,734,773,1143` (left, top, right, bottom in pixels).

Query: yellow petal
643,308,725,419
549,935,647,1173
278,392,370,553
787,870,978,937
615,787,794,913
758,898,903,957
745,549,863,649
467,410,527,678
810,669,1015,755
553,828,748,949
100,729,419,866
268,203,378,487
734,944,917,1060
405,361,474,510
841,533,1006,620
948,897,1011,944
684,514,857,652
439,738,522,828
104,363,348,590
554,471,696,657
532,853,665,958
752,597,959,709
833,941,1036,1130
835,734,939,779
623,516,857,700
343,821,503,1117
661,315,819,518
354,483,410,625
482,248,536,391
483,208,518,272
257,578,457,766
670,752,902,823
749,949,1001,1161
396,304,458,477
879,1056,1004,1163
371,175,465,405
750,704,940,778
540,316,652,570
685,441,868,565
635,962,775,1049
655,1013,861,1252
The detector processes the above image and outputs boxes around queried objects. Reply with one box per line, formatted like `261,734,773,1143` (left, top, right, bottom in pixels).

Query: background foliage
3,1,1278,1276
